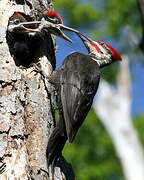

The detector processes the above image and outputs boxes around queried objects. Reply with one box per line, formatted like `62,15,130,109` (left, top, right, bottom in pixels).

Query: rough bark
93,56,144,180
0,0,74,179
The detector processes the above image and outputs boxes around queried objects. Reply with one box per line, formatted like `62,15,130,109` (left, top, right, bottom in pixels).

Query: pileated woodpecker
6,12,57,69
6,10,75,68
47,33,122,169
41,10,77,43
77,33,122,67
6,10,122,170
43,10,63,24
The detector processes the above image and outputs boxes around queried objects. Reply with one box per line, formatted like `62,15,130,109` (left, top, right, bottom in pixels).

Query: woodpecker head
41,10,78,42
8,11,78,42
77,33,122,67
8,12,27,32
7,12,40,33
43,10,63,24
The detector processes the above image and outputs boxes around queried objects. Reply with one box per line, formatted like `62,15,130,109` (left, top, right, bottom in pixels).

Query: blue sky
131,60,144,116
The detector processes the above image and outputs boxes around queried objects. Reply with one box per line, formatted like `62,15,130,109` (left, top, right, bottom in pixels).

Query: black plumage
47,52,100,167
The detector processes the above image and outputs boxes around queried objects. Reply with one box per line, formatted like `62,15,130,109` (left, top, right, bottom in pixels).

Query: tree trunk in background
0,0,74,179
93,56,144,180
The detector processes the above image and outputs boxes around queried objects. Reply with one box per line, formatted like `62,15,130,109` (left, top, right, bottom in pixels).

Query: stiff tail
46,121,67,169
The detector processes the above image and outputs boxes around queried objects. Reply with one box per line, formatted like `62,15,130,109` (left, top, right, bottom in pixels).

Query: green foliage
101,63,119,84
55,0,100,28
62,111,144,180
104,0,139,38
63,109,124,180
55,0,140,38
134,115,144,145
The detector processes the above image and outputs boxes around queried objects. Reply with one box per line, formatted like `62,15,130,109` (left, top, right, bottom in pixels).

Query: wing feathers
60,52,100,142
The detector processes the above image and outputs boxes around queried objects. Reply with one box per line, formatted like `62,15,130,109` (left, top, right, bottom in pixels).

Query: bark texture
0,0,74,179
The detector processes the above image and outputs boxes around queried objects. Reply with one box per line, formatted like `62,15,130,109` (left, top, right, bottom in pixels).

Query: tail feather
47,122,67,168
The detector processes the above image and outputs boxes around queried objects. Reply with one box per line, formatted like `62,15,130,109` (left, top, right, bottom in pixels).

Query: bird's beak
8,21,41,33
76,32,94,53
47,25,73,43
58,24,79,33
76,32,93,44
49,24,78,42
42,22,79,43
8,20,79,43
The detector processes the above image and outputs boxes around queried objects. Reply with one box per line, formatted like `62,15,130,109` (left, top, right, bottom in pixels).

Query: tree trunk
0,0,74,179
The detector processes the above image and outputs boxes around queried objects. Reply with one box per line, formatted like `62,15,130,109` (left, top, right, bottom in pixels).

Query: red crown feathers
43,10,63,24
95,41,122,61
10,12,23,18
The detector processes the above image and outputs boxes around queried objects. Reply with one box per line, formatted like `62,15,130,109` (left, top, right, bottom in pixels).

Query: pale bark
93,56,144,180
0,0,74,179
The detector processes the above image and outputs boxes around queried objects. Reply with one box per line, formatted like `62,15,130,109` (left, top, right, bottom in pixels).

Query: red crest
43,10,63,24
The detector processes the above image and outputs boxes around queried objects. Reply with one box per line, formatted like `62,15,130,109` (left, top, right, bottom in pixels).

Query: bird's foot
30,62,48,79
30,62,42,72
40,168,49,176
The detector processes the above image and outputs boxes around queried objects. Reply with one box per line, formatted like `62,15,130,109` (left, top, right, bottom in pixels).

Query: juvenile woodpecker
47,33,122,169
6,10,76,68
43,10,63,24
6,12,56,68
41,10,77,43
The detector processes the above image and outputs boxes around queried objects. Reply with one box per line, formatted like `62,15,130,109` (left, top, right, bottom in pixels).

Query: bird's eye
54,18,59,24
99,42,104,45
14,19,21,25
51,17,60,24
45,16,60,24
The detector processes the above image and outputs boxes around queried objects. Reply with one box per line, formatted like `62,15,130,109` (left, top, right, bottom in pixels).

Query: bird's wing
60,52,100,142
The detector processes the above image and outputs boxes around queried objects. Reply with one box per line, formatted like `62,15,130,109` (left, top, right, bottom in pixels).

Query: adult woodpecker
47,33,122,169
77,33,122,67
6,12,56,68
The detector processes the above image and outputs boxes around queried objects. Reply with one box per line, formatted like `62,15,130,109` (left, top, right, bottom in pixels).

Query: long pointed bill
48,24,79,42
20,20,74,42
48,26,73,43
76,32,95,53
8,21,41,33
58,24,79,33
8,19,78,43
76,32,93,44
